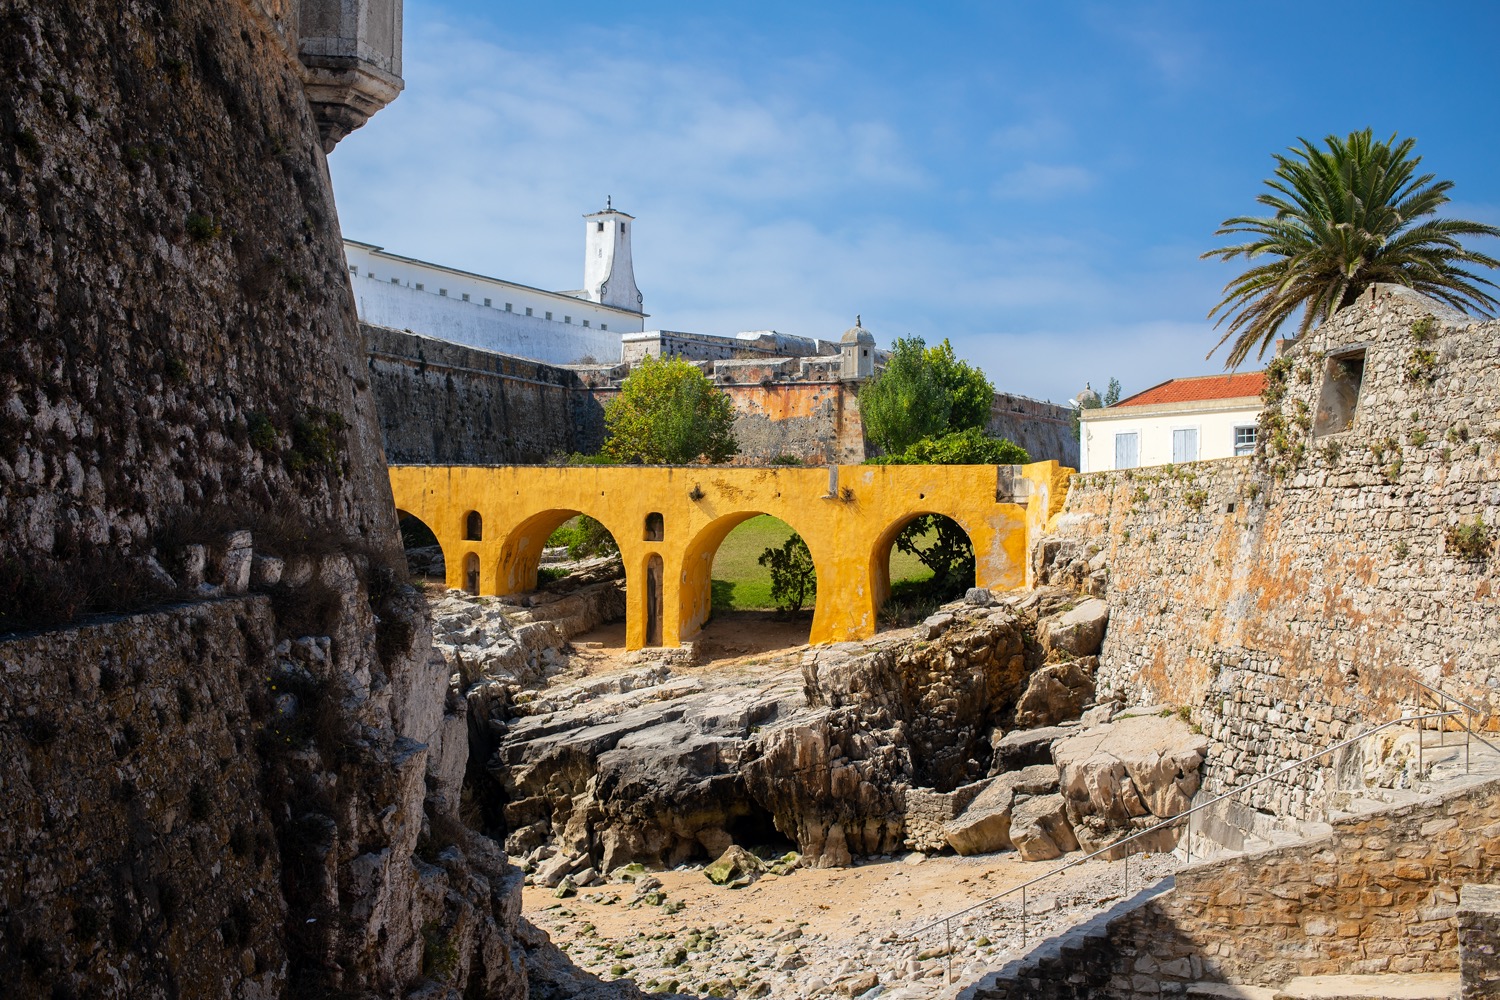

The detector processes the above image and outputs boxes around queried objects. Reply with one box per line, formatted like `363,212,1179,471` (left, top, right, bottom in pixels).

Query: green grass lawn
712,515,933,611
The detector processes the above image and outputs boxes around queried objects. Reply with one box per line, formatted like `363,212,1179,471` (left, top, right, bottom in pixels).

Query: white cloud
329,18,1226,404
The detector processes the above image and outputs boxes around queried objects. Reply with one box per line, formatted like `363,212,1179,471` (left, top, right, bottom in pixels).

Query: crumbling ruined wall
1039,287,1500,818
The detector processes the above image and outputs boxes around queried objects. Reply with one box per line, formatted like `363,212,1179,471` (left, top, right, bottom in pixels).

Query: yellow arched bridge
389,462,1072,650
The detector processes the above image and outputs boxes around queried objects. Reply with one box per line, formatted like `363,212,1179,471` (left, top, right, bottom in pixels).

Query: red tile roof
1112,371,1267,408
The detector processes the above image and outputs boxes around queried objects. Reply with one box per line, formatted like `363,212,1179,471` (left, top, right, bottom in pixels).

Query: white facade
1079,396,1262,473
344,209,648,366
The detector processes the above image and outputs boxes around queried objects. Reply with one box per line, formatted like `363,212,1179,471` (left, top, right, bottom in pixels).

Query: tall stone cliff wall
0,3,573,997
1040,287,1500,818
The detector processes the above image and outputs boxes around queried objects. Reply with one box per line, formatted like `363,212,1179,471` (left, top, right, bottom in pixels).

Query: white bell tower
583,199,643,313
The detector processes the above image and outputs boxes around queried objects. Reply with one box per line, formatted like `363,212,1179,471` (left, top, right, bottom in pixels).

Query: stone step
1271,973,1461,1000
1186,984,1279,999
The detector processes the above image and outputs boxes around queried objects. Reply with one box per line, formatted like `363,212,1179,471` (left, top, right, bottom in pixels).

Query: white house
344,204,646,366
1079,371,1266,472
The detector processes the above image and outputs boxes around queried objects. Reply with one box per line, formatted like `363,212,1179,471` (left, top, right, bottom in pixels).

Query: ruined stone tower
583,202,644,313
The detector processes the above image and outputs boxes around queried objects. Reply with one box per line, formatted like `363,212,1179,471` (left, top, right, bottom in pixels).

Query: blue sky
329,1,1500,404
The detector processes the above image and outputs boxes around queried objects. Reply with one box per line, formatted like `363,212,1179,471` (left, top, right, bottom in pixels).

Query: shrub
185,213,222,242
758,533,817,613
1445,519,1494,561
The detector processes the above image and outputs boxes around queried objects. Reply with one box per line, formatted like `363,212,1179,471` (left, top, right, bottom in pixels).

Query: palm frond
1204,128,1500,366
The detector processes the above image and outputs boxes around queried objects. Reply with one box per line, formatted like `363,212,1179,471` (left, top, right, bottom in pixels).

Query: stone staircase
945,729,1500,1000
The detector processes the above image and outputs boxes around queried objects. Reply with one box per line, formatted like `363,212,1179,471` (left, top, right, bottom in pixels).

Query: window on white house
546,311,552,320
505,303,512,312
439,288,447,296
525,307,533,316
1172,428,1199,463
461,292,470,302
583,319,590,327
1115,432,1139,469
390,277,399,284
415,283,424,291
564,316,571,324
349,265,357,274
597,221,604,232
484,297,492,307
601,323,607,331
1234,425,1258,456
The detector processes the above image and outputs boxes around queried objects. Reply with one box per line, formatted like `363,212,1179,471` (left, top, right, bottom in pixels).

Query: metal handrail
908,705,1476,980
1411,678,1500,772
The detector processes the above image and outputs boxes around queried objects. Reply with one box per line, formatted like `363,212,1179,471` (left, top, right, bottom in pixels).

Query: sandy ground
524,848,1182,998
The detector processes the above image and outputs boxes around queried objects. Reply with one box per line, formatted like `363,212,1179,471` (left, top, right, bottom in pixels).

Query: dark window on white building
1234,425,1258,456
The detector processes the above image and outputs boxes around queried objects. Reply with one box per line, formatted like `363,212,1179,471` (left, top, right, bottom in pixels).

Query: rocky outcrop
1010,793,1081,861
1053,712,1209,857
1039,599,1110,659
803,607,1033,789
943,765,1061,856
1014,656,1098,728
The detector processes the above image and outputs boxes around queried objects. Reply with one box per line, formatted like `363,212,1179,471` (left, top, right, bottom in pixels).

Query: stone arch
677,510,826,643
495,507,625,594
395,509,445,582
866,509,982,615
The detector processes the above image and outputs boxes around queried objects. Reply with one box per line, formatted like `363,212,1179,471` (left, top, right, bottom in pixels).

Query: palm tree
1204,129,1500,368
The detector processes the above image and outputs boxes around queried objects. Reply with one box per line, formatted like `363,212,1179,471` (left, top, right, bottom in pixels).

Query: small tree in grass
601,355,738,464
758,534,816,613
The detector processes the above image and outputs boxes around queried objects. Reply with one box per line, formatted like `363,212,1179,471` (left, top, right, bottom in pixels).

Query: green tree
858,337,995,454
1204,129,1500,368
758,533,817,613
925,339,994,431
1104,377,1122,406
601,355,739,464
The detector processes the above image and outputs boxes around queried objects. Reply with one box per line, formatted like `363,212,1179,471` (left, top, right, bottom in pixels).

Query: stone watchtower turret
841,316,876,380
583,200,644,314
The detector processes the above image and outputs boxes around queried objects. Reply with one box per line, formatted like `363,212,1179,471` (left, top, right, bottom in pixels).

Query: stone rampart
1042,287,1500,818
966,773,1500,998
365,324,603,463
989,392,1079,470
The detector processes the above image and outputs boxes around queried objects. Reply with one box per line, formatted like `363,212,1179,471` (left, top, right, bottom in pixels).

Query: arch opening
463,510,483,541
500,510,621,594
684,513,816,659
871,513,976,628
396,510,445,585
462,552,480,596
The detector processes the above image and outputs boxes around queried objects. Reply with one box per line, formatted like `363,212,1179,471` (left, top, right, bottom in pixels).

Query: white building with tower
344,202,646,366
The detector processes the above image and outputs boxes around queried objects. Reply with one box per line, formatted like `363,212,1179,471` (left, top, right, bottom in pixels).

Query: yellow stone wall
389,462,1070,649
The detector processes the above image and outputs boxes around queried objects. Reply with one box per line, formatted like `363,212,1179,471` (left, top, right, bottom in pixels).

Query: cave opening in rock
696,513,816,658
873,512,976,629
724,802,797,857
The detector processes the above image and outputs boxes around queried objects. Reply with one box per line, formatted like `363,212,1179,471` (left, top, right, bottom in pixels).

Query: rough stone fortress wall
0,1,539,996
368,325,1078,467
1040,286,1500,819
